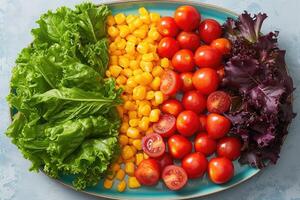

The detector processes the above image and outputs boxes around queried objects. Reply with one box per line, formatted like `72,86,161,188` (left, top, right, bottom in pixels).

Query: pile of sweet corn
104,7,172,192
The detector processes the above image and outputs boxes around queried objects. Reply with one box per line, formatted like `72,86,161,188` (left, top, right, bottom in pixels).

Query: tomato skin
158,16,179,37
177,31,200,51
179,72,194,92
192,68,219,95
156,153,174,170
217,137,242,160
142,133,165,158
194,46,222,69
182,152,208,178
198,19,222,44
199,114,207,131
217,67,225,81
158,37,180,59
162,165,188,190
161,99,183,117
194,132,217,156
211,38,231,55
174,5,201,31
176,111,200,137
207,91,231,114
206,113,231,139
160,70,182,96
135,159,161,186
172,49,195,73
182,91,206,114
168,135,192,159
153,114,176,138
208,157,234,184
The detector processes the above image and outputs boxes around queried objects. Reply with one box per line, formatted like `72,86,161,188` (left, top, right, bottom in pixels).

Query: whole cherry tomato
208,157,234,184
194,45,222,69
211,38,231,55
135,159,161,186
161,99,183,117
172,49,195,72
168,135,192,159
217,137,242,160
199,114,207,131
176,110,200,137
182,152,208,178
182,90,206,114
158,16,179,37
158,37,180,59
177,31,200,51
192,68,219,95
206,113,231,139
194,132,217,156
198,19,222,44
180,72,195,92
174,5,201,31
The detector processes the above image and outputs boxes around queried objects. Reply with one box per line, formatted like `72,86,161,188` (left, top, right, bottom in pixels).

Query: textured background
0,0,299,200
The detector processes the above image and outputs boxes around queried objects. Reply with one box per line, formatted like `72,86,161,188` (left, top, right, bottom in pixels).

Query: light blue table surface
0,0,299,200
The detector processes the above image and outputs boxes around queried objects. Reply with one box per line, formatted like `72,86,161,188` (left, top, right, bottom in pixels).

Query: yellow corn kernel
149,109,161,122
132,139,142,150
128,177,141,189
119,25,130,38
137,42,149,54
129,60,139,70
110,55,118,65
148,29,160,40
131,145,137,154
116,75,127,85
160,58,170,68
135,153,144,165
146,91,155,100
109,65,122,77
140,61,153,72
128,23,136,33
133,29,147,39
138,104,151,117
127,127,140,139
115,13,126,25
126,77,137,88
122,68,133,78
103,178,114,189
116,38,127,50
113,50,124,56
128,138,134,145
132,85,147,100
111,163,121,172
132,18,143,28
125,41,136,55
138,7,149,16
124,100,136,111
133,69,143,76
122,145,135,160
140,72,153,86
125,86,133,94
119,134,129,146
105,70,111,77
152,66,164,77
108,26,119,38
149,12,160,22
128,110,137,119
126,14,136,24
143,153,150,159
119,56,129,68
148,43,157,53
146,127,154,135
151,99,159,107
138,100,151,107
121,94,129,101
151,77,161,90
154,91,164,105
142,53,155,62
116,169,126,181
117,180,126,192
125,157,136,163
107,15,116,26
109,42,117,52
126,34,138,44
129,119,139,127
125,162,135,176
140,15,151,24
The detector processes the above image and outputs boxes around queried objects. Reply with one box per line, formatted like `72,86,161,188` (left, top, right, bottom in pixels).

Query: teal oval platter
12,0,260,199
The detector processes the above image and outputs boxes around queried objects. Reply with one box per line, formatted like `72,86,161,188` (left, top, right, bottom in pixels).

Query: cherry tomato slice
199,114,207,131
198,19,222,44
158,37,180,59
158,16,179,37
174,5,201,31
161,99,183,117
192,68,219,95
194,132,217,156
176,110,200,137
206,113,231,139
211,38,231,55
135,159,161,186
162,165,188,190
208,157,234,184
194,45,222,69
182,152,208,178
177,31,200,51
207,91,231,114
160,70,182,96
182,90,207,114
156,153,174,170
179,72,194,92
172,49,195,73
142,133,165,158
153,114,176,138
168,135,192,159
217,137,242,160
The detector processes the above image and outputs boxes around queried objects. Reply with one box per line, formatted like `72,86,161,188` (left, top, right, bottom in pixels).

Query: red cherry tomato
207,91,231,114
160,70,182,96
153,114,176,138
161,99,183,117
211,38,231,55
142,133,165,158
182,91,206,114
217,137,242,160
206,113,231,139
135,159,161,186
177,31,200,51
194,45,222,69
208,157,234,184
158,16,179,37
194,132,217,156
174,5,201,31
156,153,174,170
158,37,180,59
176,110,200,137
199,114,207,131
182,152,208,179
192,68,219,95
172,49,195,73
198,19,222,44
179,72,195,92
162,165,188,190
168,135,192,159
217,67,225,81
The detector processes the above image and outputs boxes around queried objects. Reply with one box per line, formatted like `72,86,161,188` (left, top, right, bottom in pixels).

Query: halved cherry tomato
158,37,180,59
168,135,192,159
192,68,219,95
208,157,234,184
162,165,188,190
182,152,208,178
158,16,179,37
206,113,231,139
177,31,200,51
153,114,176,138
217,137,242,160
135,159,161,186
198,19,222,44
160,70,182,96
156,153,174,170
207,91,231,114
194,45,222,69
194,132,217,156
142,133,165,158
174,5,201,31
176,110,200,137
199,114,207,131
172,49,195,72
161,99,183,117
211,38,231,55
179,72,194,92
182,90,206,114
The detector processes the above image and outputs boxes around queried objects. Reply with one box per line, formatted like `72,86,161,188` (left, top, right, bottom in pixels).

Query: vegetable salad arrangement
6,2,294,193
